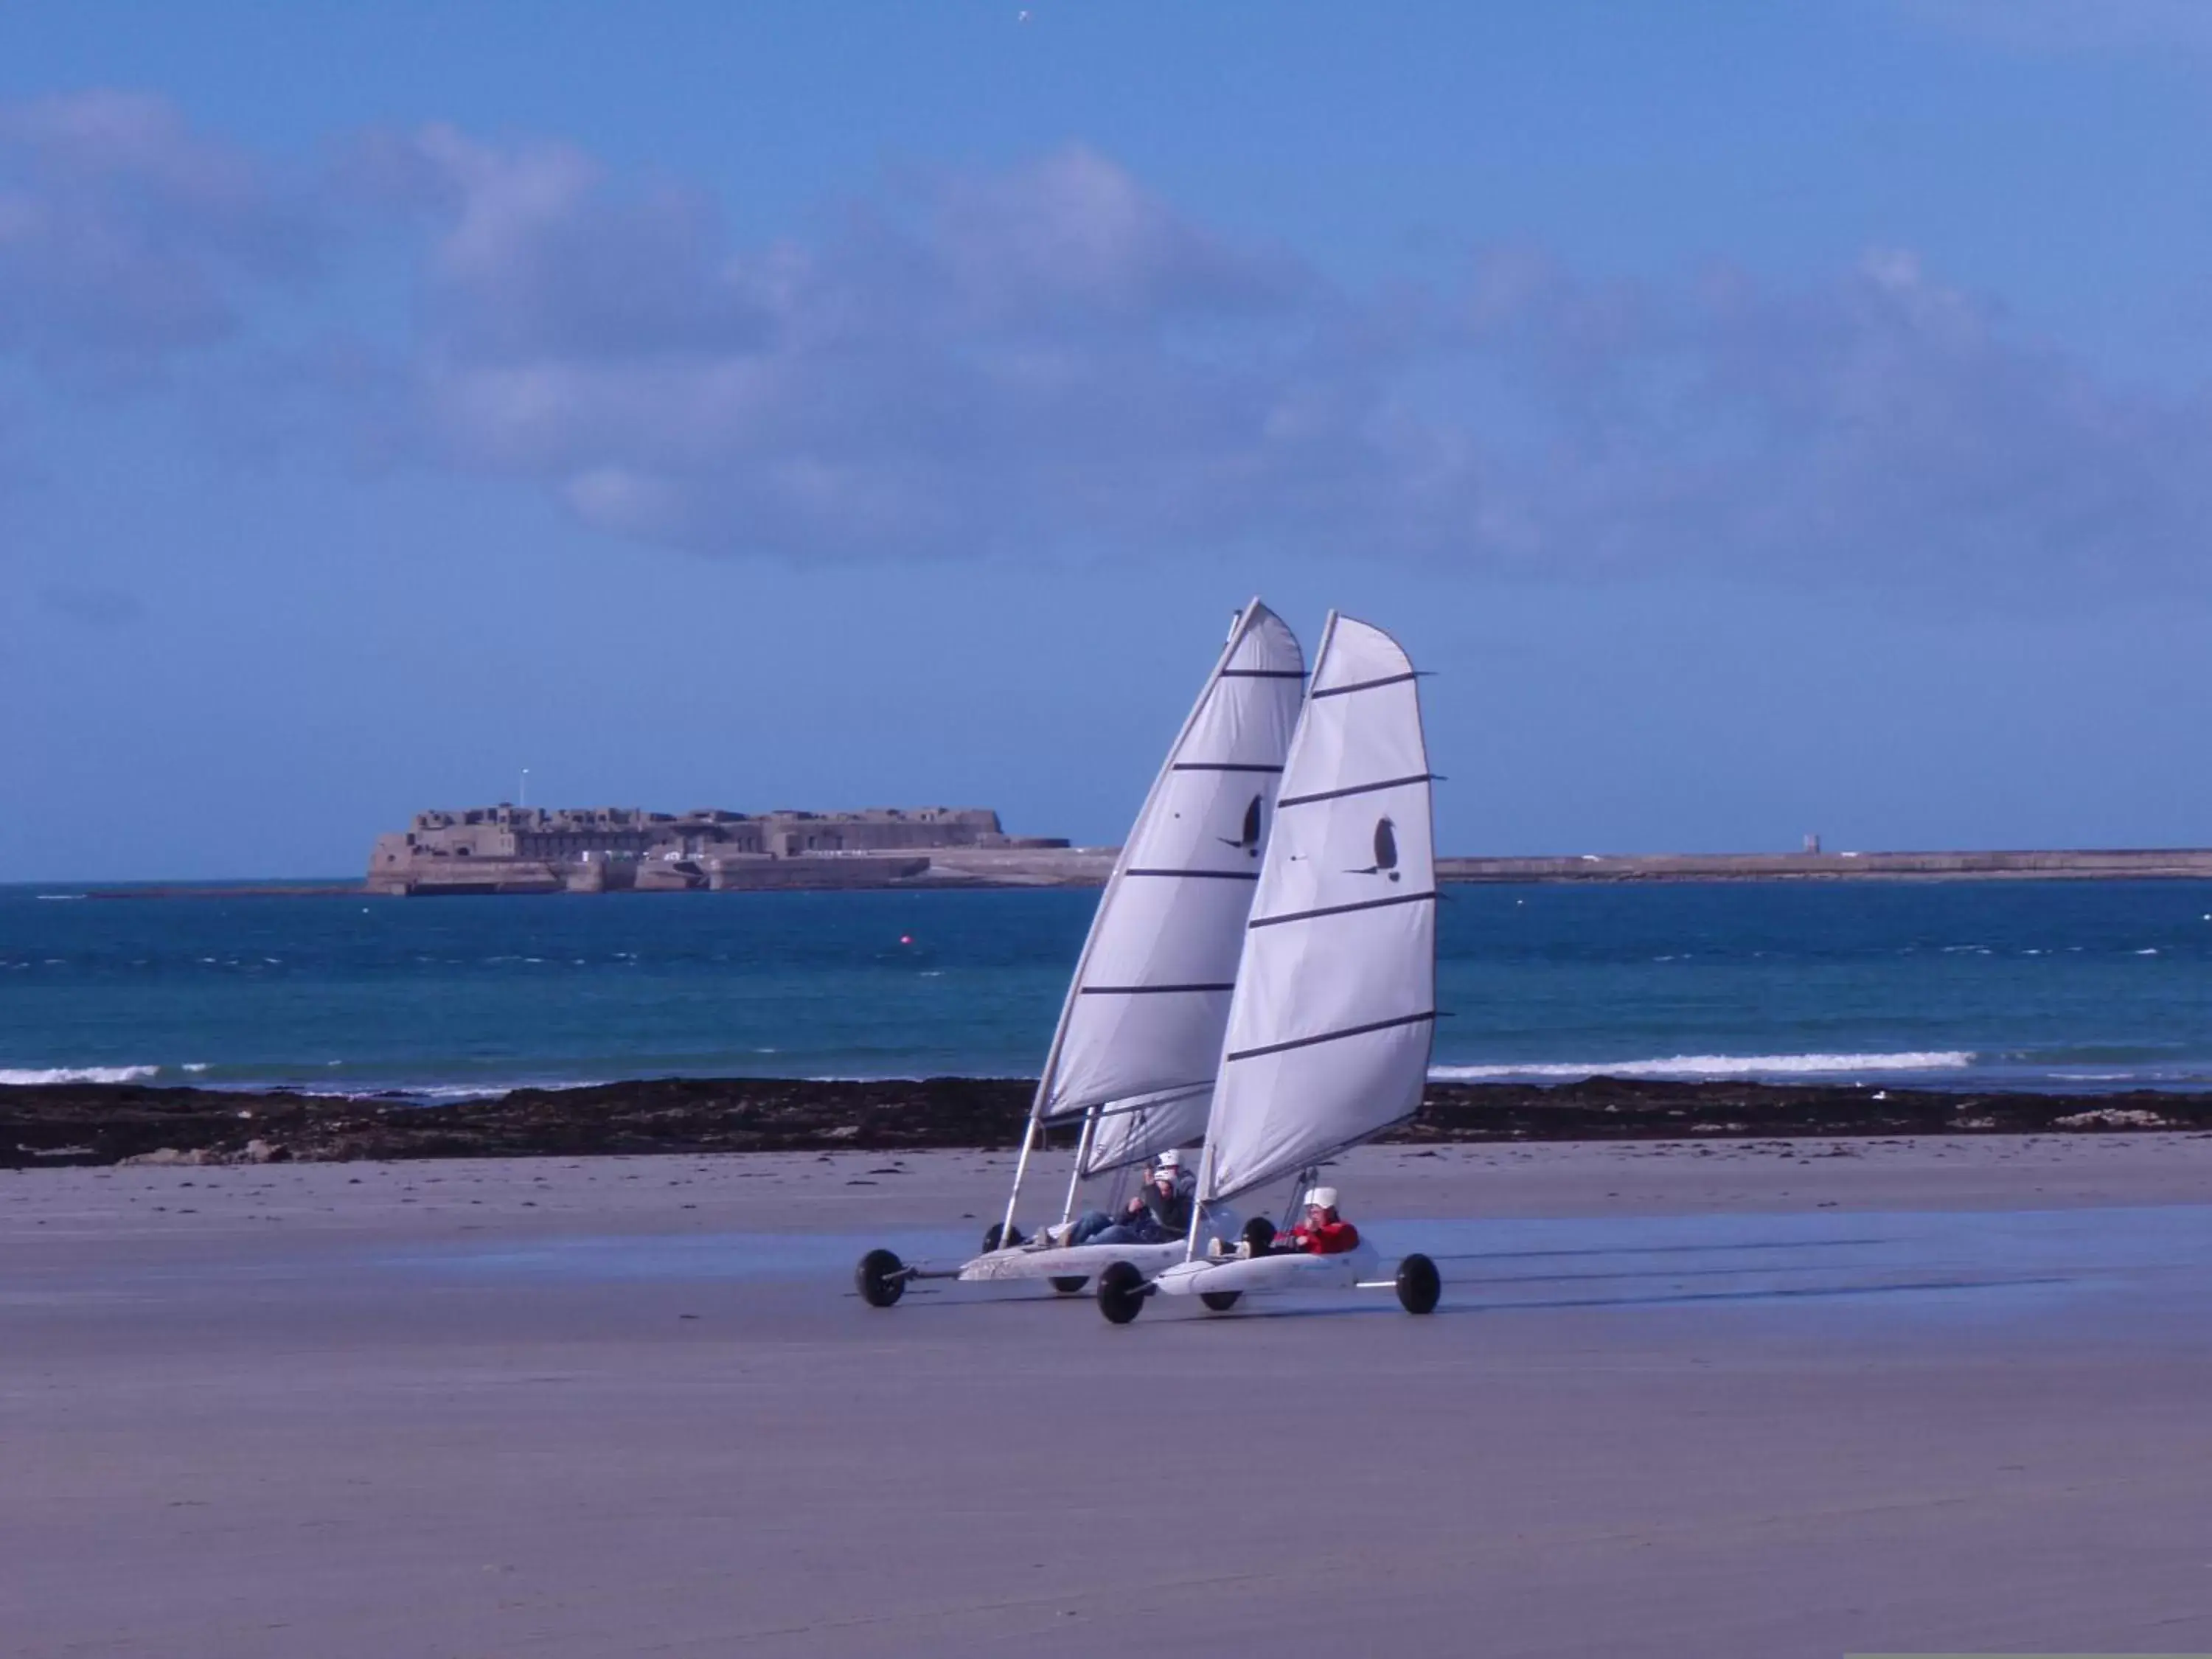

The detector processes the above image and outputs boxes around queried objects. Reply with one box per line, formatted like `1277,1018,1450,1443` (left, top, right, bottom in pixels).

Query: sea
4,880,2211,1099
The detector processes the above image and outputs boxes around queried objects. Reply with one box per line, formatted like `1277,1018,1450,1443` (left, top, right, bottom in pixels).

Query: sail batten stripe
1170,762,1284,773
1250,890,1436,928
1078,982,1236,996
1276,773,1433,807
1218,668,1307,679
1124,868,1262,880
1310,670,1417,699
1225,1010,1436,1063
1046,1089,1211,1125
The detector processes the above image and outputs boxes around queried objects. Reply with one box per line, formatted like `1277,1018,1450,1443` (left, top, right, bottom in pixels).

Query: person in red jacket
1275,1186,1360,1255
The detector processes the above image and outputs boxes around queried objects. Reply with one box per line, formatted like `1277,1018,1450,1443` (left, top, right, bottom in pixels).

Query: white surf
1430,1051,1976,1082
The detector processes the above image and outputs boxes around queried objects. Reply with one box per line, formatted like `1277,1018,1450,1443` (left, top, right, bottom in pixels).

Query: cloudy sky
4,1,2210,880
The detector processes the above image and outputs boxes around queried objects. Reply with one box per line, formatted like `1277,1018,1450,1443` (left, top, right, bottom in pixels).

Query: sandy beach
7,1135,2211,1656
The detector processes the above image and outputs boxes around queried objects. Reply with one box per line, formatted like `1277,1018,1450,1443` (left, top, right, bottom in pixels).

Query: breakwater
1436,848,2212,883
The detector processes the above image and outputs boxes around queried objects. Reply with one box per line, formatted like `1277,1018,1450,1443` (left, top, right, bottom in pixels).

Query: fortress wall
369,804,1034,894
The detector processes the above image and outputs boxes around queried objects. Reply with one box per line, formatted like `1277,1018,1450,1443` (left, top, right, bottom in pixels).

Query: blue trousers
1067,1209,1166,1247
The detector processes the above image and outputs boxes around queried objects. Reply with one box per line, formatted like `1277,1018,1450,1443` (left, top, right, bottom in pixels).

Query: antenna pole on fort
520,768,530,808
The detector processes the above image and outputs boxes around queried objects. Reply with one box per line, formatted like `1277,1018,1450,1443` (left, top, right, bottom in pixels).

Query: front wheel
1199,1290,1242,1312
1241,1217,1276,1256
1049,1276,1088,1295
1396,1252,1441,1315
855,1248,907,1308
1096,1261,1148,1324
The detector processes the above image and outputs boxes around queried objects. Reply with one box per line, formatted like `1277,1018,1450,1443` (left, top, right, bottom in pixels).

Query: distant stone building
365,805,1071,898
367,806,1067,895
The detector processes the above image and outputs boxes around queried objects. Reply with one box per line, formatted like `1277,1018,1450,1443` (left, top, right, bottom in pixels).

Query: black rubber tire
981,1222,1026,1253
1096,1260,1148,1324
1241,1216,1277,1256
1396,1252,1441,1315
1049,1276,1089,1295
1199,1290,1242,1312
855,1248,907,1309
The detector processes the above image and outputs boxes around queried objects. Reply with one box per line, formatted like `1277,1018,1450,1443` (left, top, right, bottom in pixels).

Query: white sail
1032,599,1304,1176
1199,613,1436,1203
1079,1082,1212,1178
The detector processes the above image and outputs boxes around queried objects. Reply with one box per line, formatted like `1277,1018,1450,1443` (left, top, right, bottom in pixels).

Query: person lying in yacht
1271,1186,1361,1255
1047,1149,1196,1248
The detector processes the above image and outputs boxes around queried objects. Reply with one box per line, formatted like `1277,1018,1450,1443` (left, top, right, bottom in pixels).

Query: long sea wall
1434,848,2212,883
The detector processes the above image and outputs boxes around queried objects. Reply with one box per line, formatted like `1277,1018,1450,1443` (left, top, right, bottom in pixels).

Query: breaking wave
0,1065,161,1085
1430,1051,1976,1082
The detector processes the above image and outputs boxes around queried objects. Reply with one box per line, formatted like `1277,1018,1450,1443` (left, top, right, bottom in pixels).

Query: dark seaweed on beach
5,1075,2212,1168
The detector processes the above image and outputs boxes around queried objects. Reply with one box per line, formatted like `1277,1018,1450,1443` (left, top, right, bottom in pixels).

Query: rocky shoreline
6,1075,2212,1169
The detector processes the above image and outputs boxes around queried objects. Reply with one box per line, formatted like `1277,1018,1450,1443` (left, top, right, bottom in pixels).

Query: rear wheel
855,1248,907,1308
1049,1276,1088,1295
1096,1261,1148,1324
1241,1217,1276,1256
1396,1252,1441,1315
1199,1290,1242,1312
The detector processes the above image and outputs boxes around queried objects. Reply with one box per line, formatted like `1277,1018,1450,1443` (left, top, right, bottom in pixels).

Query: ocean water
4,880,2211,1096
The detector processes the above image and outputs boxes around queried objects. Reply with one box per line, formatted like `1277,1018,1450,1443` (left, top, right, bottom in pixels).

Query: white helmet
1305,1186,1339,1212
1154,1148,1183,1173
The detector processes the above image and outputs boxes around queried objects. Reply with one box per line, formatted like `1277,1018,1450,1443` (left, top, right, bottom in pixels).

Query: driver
1054,1148,1196,1248
1273,1186,1360,1255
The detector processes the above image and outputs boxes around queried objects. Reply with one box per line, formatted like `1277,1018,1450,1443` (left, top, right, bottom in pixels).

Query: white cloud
6,93,2208,599
357,125,2210,594
1439,246,2212,592
1910,0,2212,58
0,91,316,377
361,131,1365,560
38,582,145,626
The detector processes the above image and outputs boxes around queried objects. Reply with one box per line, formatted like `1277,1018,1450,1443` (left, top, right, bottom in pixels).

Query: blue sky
4,1,2211,880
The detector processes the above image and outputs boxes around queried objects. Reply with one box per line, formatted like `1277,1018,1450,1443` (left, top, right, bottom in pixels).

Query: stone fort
368,806,1068,895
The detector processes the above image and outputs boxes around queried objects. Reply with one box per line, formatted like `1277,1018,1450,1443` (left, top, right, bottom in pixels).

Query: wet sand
7,1137,2211,1657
